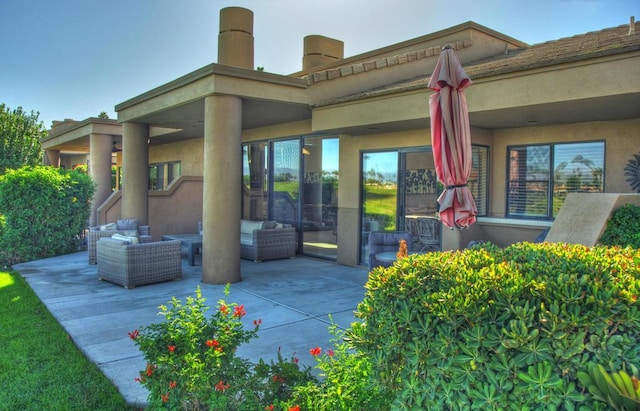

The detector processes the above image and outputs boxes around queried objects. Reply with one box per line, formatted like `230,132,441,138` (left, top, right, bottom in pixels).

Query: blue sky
1,0,637,129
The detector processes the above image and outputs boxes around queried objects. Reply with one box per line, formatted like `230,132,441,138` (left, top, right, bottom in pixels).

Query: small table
375,251,423,264
161,234,202,266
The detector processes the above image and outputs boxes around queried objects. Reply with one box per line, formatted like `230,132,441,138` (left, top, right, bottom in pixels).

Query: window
470,145,489,216
149,161,181,190
507,141,604,219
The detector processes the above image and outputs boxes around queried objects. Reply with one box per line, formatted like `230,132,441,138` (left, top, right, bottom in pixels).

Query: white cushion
240,219,264,235
111,233,139,244
100,222,118,231
240,233,253,246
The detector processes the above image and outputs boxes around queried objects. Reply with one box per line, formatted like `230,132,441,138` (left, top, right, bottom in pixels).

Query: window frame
505,140,605,220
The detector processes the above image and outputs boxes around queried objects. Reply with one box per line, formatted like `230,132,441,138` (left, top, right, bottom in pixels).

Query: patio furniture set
90,218,297,288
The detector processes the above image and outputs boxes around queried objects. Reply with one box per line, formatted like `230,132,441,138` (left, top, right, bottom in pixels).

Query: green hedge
599,204,640,248
351,242,640,410
0,166,95,265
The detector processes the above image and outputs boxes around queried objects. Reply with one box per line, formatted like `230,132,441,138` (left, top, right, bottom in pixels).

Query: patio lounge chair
96,238,182,288
88,219,152,264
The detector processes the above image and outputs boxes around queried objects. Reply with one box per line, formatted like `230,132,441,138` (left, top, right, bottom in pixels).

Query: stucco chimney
303,35,344,71
218,7,254,69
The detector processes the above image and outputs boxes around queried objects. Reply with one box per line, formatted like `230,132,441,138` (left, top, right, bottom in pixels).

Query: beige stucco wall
149,138,204,176
491,118,640,217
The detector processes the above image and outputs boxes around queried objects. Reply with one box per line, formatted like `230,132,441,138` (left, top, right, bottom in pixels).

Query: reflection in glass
302,137,339,259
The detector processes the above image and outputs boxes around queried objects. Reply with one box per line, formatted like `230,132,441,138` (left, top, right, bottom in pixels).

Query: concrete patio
13,251,369,407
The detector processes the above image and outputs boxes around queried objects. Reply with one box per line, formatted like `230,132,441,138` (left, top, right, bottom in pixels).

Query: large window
149,161,181,190
507,141,604,219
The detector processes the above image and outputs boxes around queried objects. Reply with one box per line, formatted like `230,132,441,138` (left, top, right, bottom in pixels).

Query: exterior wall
490,118,640,218
148,176,203,240
149,138,204,176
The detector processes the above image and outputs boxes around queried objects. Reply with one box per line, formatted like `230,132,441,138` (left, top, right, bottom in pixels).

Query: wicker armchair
239,220,297,262
88,221,151,264
96,238,182,288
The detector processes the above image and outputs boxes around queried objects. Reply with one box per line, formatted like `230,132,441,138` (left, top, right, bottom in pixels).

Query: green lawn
0,271,135,411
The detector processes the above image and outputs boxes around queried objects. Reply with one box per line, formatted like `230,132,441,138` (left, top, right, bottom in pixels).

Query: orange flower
206,339,220,348
233,305,246,318
289,406,301,411
309,346,322,357
215,380,230,391
396,239,408,259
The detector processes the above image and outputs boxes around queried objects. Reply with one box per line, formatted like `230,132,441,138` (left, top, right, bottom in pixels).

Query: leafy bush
351,242,640,410
600,204,640,248
288,322,393,410
130,285,316,410
0,166,94,265
578,362,640,410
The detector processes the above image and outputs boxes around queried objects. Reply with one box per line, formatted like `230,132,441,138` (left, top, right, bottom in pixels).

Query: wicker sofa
96,238,182,288
88,219,152,264
240,219,297,262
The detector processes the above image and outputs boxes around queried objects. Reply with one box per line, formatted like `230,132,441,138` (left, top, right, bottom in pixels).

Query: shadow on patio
13,250,368,407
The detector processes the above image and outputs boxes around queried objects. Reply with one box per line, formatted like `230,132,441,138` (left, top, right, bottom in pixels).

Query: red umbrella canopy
428,46,478,229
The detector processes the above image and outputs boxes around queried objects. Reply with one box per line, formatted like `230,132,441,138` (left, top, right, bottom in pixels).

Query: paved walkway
14,251,369,407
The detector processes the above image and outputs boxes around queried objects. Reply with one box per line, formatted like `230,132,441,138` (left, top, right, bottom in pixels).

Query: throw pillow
111,233,139,244
117,219,138,230
100,222,118,231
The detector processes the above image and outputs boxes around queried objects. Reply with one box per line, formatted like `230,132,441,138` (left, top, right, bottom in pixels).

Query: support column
202,95,242,284
121,123,149,225
45,150,60,167
89,134,113,226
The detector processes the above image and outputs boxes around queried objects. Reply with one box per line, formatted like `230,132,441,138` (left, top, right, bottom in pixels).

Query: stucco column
202,95,242,284
45,150,60,167
121,123,149,225
89,133,113,226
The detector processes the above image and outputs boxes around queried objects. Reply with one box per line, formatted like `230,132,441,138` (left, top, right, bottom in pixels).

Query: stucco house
41,7,640,283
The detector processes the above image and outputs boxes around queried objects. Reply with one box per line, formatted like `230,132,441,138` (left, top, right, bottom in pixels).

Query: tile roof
311,21,640,106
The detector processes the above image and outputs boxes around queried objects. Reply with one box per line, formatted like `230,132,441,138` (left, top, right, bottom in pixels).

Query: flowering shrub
287,322,393,410
130,285,315,410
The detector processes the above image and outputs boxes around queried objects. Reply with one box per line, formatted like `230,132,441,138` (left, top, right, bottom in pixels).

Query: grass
0,270,135,411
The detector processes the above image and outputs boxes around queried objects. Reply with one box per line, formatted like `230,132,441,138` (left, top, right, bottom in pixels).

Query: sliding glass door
302,137,339,259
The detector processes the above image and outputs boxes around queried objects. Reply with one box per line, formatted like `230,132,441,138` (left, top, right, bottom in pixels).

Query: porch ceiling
140,97,312,146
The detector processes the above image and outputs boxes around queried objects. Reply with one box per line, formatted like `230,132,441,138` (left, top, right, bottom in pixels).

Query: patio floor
13,250,369,407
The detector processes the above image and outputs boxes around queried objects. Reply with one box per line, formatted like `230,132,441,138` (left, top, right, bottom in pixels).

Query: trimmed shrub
0,166,95,265
351,242,640,410
599,203,640,248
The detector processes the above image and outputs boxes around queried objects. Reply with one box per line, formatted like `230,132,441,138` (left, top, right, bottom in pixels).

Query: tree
97,111,109,119
0,103,45,175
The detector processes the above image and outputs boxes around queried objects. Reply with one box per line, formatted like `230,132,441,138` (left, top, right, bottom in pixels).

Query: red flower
145,363,156,377
128,329,139,340
265,405,275,411
169,381,177,389
206,339,220,348
168,345,176,353
161,392,169,403
272,375,285,383
310,346,322,357
220,304,229,315
253,318,262,327
215,380,230,391
327,349,335,357
293,357,299,364
233,305,246,318
289,406,301,411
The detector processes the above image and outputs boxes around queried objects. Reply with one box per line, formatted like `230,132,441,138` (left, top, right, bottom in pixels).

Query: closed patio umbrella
428,45,478,229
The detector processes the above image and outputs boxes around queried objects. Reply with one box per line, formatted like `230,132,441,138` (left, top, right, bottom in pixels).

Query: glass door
270,140,300,229
302,137,339,259
399,150,440,252
360,151,398,264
